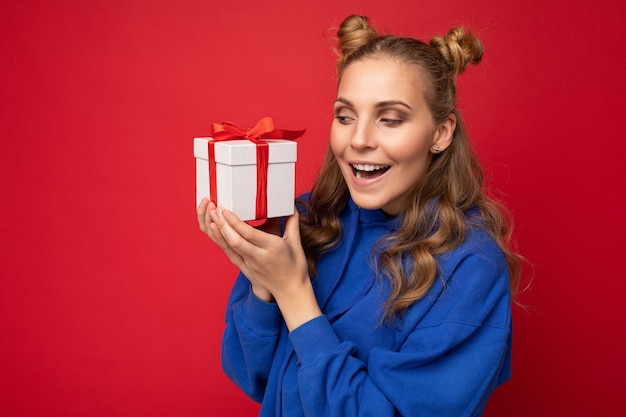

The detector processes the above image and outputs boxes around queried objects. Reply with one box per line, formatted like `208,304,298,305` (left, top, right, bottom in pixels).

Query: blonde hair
299,15,523,321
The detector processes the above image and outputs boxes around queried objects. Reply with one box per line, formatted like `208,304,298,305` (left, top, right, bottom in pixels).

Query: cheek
389,133,432,163
329,126,343,156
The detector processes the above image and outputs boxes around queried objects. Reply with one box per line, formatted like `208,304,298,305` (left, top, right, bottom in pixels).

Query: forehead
337,57,426,104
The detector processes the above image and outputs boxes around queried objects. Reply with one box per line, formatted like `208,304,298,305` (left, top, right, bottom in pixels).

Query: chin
350,194,384,211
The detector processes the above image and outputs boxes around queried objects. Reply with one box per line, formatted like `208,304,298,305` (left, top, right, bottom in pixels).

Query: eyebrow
334,97,412,110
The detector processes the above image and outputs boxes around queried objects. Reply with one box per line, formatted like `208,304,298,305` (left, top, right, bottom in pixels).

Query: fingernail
209,210,218,222
216,207,223,217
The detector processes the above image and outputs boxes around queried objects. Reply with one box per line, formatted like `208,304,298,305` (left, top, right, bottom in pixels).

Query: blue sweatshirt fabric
221,197,512,417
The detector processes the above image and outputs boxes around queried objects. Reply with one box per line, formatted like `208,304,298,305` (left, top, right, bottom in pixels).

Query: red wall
2,0,625,415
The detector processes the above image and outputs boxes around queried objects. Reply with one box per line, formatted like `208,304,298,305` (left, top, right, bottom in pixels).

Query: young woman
198,14,523,417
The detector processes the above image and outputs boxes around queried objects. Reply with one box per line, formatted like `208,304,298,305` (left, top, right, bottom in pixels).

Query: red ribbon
208,116,305,221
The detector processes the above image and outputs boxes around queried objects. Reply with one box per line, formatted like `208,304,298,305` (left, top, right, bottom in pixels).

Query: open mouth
351,163,390,180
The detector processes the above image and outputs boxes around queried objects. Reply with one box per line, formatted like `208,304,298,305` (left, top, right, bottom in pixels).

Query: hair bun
430,27,483,76
336,15,379,72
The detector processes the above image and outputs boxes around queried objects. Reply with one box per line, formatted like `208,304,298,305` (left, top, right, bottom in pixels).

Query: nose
350,120,377,150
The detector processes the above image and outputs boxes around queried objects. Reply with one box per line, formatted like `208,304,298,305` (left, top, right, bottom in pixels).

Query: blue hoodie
221,197,512,417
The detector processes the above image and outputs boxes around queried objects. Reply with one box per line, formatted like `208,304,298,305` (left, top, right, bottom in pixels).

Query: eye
380,118,403,127
334,108,355,125
334,115,353,124
378,109,407,127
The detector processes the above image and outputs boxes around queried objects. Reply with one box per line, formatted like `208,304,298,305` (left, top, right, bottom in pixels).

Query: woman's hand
197,198,273,301
197,198,322,330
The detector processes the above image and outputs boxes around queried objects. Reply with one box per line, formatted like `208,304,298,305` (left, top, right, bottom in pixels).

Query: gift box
194,117,303,222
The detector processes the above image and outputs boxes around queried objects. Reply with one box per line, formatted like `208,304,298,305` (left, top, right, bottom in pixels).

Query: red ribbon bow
208,116,305,222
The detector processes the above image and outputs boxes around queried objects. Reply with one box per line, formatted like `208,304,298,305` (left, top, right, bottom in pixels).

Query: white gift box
194,137,297,221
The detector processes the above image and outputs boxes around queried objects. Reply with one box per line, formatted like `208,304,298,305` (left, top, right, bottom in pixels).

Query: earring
433,146,441,153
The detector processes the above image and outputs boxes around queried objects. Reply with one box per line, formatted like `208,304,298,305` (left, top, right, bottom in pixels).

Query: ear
430,113,457,154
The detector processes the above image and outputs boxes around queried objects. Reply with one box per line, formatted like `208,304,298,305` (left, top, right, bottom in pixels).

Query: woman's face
330,57,453,215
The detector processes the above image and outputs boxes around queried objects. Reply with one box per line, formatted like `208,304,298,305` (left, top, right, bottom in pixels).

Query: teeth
352,163,388,172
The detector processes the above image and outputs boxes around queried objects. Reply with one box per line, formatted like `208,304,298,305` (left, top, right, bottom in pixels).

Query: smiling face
330,57,455,216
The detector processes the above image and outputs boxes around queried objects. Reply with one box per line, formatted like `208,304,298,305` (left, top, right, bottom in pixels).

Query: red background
1,0,625,416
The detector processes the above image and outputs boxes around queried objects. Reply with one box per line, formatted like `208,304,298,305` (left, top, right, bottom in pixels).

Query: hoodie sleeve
221,273,284,403
288,247,512,417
